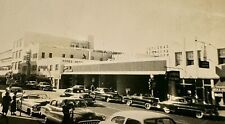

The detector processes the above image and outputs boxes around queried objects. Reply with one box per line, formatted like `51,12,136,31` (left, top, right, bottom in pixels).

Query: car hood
23,99,50,105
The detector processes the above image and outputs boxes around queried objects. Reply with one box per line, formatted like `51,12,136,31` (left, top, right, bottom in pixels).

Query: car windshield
73,89,85,93
103,88,110,92
10,88,23,93
40,82,50,85
144,118,175,124
62,99,87,108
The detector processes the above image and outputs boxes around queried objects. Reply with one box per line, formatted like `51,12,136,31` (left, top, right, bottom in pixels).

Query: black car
90,88,123,103
159,96,218,119
126,94,161,110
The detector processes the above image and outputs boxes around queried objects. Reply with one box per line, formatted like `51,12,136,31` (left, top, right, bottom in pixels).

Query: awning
213,81,225,92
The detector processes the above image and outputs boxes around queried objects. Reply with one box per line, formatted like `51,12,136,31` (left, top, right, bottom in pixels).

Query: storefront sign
214,92,223,97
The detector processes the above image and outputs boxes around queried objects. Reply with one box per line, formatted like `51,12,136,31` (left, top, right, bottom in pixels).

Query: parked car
26,81,39,89
159,96,218,119
90,88,123,103
126,94,160,110
99,110,177,124
62,87,95,106
17,94,50,116
41,97,105,124
37,82,53,91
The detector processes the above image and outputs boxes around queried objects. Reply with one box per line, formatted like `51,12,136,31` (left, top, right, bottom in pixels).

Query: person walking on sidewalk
10,92,17,115
2,92,11,116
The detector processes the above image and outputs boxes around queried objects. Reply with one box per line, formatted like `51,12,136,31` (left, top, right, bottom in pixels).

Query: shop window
218,48,225,64
186,51,194,65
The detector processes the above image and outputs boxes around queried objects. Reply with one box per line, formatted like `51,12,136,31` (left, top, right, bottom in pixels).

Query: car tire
196,111,204,119
145,103,151,110
163,107,171,114
126,100,132,106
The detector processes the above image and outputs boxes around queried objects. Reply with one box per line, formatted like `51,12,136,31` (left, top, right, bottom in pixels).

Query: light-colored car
17,94,50,116
41,97,105,124
63,88,95,106
37,82,53,91
99,110,176,124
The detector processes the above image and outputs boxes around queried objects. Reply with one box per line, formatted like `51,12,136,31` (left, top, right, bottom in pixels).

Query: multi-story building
0,49,12,75
146,44,169,57
3,32,116,88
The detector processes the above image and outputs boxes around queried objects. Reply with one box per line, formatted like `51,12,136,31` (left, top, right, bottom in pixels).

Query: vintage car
126,94,160,110
25,81,39,89
17,94,50,116
90,88,123,103
41,97,105,124
99,110,177,124
159,96,218,119
62,87,95,106
37,82,53,91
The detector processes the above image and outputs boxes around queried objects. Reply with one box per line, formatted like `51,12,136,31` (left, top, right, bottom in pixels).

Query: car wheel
106,97,110,102
163,107,171,114
145,103,151,110
196,111,204,119
126,100,132,106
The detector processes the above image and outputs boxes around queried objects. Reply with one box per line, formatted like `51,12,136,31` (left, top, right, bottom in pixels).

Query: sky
0,0,225,53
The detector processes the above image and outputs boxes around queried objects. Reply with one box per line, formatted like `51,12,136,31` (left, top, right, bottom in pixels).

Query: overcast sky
0,0,225,53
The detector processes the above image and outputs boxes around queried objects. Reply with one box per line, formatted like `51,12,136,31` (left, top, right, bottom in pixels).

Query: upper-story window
33,53,37,59
49,53,52,58
62,54,66,58
175,52,182,66
49,65,53,71
70,55,74,58
218,48,225,64
55,64,59,70
186,51,194,65
42,52,45,58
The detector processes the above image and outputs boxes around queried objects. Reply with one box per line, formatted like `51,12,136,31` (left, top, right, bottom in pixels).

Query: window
18,51,21,58
18,61,21,70
55,64,59,70
42,52,45,58
49,65,53,71
62,54,66,58
186,51,194,65
175,52,182,66
32,65,37,71
218,48,225,64
50,100,57,106
111,116,125,124
49,53,52,58
33,53,37,59
125,118,141,124
70,55,74,58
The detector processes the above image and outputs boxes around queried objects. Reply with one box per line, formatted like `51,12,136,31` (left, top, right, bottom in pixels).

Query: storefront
212,81,225,107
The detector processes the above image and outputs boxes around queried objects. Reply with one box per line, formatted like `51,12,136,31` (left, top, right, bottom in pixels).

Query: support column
211,79,215,105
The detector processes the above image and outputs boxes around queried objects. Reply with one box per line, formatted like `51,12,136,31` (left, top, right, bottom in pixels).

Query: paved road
10,90,225,124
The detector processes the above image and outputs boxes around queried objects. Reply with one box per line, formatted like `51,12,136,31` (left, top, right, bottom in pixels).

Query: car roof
111,110,170,121
52,97,83,101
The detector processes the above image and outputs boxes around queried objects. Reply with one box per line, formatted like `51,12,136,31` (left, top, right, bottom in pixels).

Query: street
22,90,225,124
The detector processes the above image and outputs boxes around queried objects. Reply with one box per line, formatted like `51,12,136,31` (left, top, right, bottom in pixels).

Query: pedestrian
62,100,73,124
2,92,11,116
90,84,95,92
10,92,17,115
